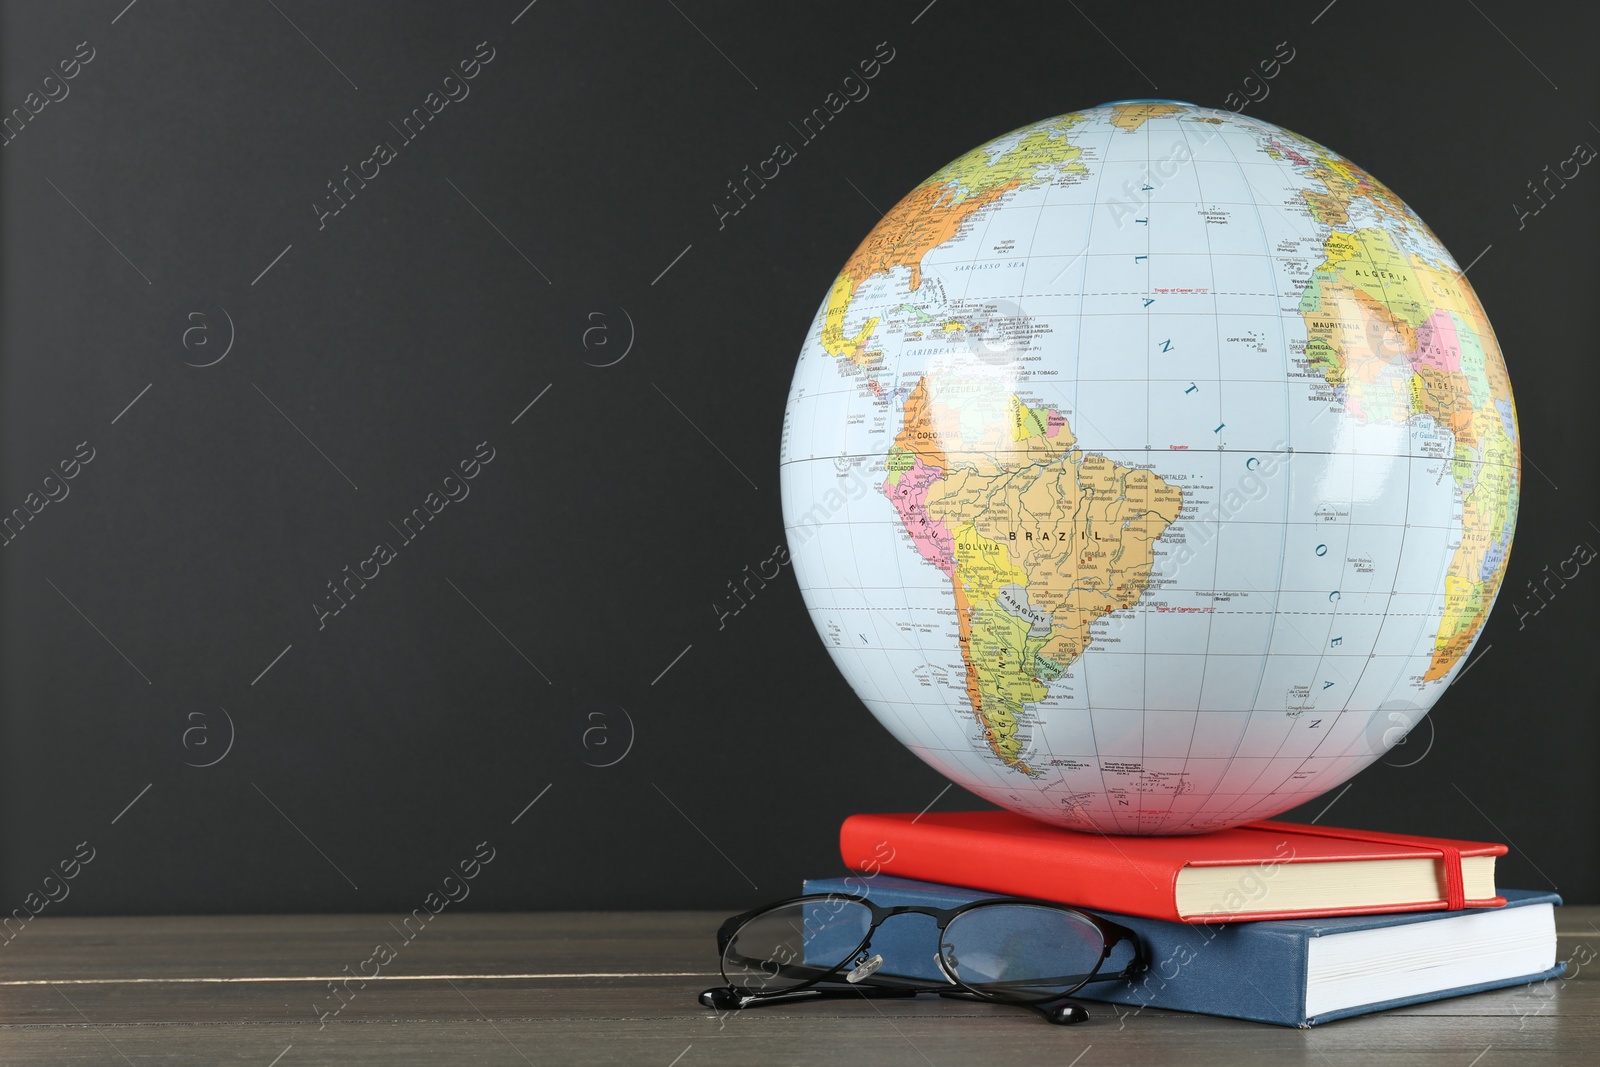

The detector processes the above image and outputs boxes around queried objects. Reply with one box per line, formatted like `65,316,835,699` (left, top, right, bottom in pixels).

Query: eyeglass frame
701,891,1147,1025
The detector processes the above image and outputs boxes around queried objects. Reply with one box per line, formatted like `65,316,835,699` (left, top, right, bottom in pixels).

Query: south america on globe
779,101,1518,834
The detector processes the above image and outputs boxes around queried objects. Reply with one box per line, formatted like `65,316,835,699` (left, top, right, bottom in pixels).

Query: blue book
803,874,1564,1027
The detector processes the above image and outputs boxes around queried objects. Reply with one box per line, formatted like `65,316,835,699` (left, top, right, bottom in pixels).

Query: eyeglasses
698,892,1145,1025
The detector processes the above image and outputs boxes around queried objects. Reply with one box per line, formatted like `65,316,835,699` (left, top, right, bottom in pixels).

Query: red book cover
840,811,1508,923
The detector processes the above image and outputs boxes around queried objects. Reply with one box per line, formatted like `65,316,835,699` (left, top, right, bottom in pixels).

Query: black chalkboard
1,0,1595,916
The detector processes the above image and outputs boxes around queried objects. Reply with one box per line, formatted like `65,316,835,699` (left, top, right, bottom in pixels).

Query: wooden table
2,909,1594,1065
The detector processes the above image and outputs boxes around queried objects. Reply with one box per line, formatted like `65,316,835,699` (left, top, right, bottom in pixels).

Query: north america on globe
780,101,1519,834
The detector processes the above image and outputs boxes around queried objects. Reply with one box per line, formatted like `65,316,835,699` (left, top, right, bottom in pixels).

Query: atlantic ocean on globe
779,101,1518,834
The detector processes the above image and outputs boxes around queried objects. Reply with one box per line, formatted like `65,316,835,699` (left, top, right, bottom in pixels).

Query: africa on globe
779,101,1519,834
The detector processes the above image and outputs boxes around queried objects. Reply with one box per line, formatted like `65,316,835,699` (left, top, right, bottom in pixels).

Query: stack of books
807,811,1562,1027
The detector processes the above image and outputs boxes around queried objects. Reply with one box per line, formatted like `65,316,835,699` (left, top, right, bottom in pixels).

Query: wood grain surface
1,909,1594,1065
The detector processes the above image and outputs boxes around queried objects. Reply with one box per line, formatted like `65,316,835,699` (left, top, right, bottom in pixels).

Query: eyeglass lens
720,898,874,992
722,898,1109,1002
940,904,1106,1000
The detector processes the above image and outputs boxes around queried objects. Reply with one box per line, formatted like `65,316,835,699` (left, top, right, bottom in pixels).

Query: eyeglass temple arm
1099,926,1148,981
932,988,1092,1026
702,982,923,1011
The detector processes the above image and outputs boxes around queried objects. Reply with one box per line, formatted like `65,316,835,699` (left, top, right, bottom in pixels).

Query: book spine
839,814,1185,922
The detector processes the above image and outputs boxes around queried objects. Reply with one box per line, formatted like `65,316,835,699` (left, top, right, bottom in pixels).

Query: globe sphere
780,101,1518,834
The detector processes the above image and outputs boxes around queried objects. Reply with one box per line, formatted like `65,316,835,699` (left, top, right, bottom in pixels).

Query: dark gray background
1,0,1595,915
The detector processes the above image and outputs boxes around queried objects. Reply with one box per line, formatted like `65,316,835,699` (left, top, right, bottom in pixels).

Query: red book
840,811,1507,923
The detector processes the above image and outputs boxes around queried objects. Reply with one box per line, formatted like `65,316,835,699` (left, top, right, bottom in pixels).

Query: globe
780,101,1518,834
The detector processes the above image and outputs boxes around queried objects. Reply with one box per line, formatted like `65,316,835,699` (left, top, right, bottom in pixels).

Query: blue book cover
803,875,1564,1027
